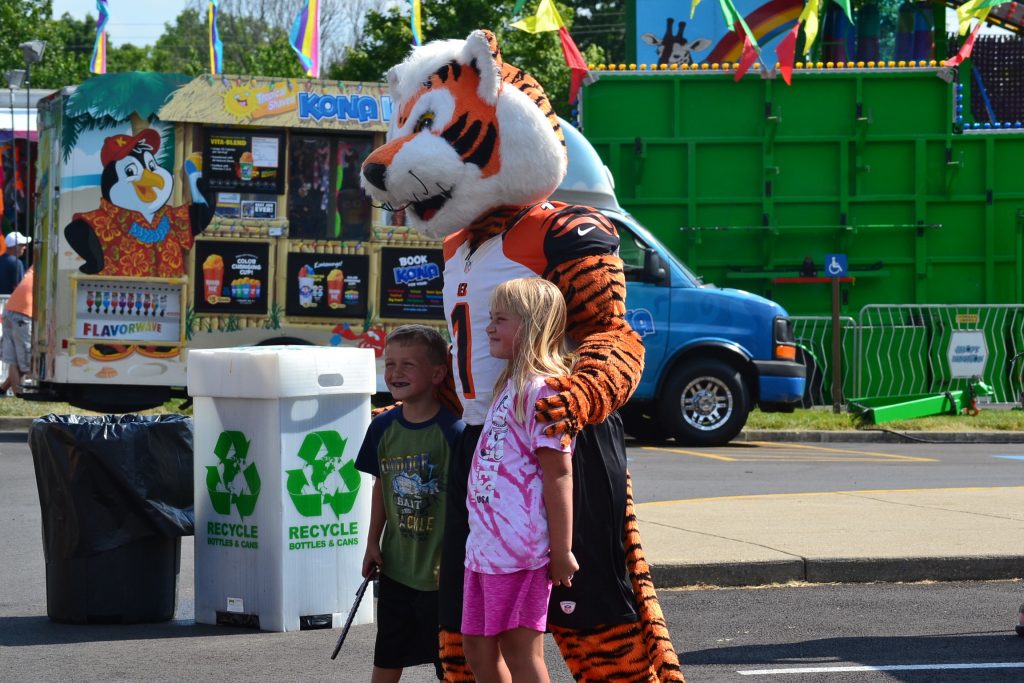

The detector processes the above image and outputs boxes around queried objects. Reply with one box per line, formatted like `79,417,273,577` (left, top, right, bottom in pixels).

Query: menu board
379,247,445,320
204,129,285,194
285,252,370,319
193,240,271,314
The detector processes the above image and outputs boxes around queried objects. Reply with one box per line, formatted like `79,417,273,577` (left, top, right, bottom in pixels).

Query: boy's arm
361,477,386,578
537,446,578,587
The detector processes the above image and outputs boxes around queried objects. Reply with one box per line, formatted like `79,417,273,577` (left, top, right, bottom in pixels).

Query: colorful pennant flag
510,0,590,103
289,0,321,78
798,0,824,55
510,0,564,33
559,25,589,105
956,0,1001,34
410,0,423,46
775,21,800,85
208,1,224,75
719,0,765,78
944,15,987,67
89,0,110,75
734,34,759,81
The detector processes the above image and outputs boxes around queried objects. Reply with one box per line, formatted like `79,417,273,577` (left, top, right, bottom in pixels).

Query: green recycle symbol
205,430,261,518
285,430,361,518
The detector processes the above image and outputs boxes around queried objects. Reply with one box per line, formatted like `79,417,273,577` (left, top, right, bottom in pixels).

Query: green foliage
149,8,307,79
571,0,626,65
332,0,606,117
60,72,190,161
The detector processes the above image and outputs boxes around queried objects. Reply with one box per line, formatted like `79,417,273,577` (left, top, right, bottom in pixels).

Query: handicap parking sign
824,253,848,278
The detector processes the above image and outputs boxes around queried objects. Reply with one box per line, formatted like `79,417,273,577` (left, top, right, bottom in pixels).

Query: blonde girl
461,277,578,683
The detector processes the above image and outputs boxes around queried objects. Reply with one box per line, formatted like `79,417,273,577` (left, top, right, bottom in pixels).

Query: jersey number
450,302,476,399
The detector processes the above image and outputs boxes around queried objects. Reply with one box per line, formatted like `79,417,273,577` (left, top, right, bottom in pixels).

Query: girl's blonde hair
491,277,573,421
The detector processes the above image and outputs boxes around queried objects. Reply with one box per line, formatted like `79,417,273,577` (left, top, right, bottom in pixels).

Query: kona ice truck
26,71,801,445
27,72,422,414
554,121,805,446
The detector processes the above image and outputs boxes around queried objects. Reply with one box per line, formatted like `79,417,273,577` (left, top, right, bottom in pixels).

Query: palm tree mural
60,72,191,170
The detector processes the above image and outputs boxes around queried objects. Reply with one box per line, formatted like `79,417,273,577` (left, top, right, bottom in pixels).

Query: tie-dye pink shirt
465,376,572,574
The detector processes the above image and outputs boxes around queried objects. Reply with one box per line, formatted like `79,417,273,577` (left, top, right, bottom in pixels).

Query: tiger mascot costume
361,29,684,683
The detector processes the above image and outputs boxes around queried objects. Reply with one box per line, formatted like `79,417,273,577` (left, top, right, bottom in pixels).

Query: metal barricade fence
791,305,1024,407
791,316,857,406
856,304,1024,405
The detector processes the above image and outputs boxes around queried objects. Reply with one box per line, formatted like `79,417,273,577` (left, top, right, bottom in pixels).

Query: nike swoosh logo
578,226,596,236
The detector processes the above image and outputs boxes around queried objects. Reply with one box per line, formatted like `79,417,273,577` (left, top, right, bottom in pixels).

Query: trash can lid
186,346,376,399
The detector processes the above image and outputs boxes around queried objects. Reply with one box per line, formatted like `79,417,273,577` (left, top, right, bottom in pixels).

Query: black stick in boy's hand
330,566,378,660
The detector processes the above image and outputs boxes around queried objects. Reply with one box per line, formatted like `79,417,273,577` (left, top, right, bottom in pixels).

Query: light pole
18,40,45,246
4,70,26,235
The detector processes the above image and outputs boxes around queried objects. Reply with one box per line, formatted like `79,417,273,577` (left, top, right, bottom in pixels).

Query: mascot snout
362,162,387,191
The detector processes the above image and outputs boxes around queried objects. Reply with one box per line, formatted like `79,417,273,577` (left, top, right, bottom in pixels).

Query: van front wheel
660,360,749,446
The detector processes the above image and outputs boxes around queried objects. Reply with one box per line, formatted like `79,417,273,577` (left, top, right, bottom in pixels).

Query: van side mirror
644,249,667,283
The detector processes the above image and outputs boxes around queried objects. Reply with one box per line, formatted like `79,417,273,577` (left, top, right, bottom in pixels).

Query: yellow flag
690,0,701,19
799,0,822,54
511,0,564,33
957,0,996,35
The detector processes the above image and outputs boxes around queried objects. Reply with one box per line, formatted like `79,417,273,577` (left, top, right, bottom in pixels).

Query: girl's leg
497,628,548,683
463,634,511,683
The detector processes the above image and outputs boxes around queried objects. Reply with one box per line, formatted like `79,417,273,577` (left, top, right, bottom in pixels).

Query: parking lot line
737,662,1024,675
746,441,938,462
642,442,937,463
642,446,738,461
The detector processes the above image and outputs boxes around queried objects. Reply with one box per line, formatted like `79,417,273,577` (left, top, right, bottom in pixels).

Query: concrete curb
651,556,1024,588
0,417,36,433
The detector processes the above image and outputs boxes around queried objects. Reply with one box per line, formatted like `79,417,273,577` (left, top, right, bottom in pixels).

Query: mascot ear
460,29,503,106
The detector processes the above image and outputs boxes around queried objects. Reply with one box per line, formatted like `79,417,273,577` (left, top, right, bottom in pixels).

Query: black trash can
28,413,194,624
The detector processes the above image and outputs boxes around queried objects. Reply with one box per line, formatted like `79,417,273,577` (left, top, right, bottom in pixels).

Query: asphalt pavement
1,416,1022,590
3,420,1023,680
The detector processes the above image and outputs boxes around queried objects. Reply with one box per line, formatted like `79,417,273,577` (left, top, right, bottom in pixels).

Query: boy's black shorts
374,574,443,679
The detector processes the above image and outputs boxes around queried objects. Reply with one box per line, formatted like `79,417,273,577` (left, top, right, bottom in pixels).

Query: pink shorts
461,566,552,637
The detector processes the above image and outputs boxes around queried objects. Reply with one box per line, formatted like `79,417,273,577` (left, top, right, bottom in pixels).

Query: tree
332,0,604,117
150,7,307,79
181,0,387,65
2,1,159,89
570,0,626,66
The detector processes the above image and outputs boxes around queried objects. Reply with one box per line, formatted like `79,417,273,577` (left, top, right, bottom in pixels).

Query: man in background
0,231,30,295
0,265,33,396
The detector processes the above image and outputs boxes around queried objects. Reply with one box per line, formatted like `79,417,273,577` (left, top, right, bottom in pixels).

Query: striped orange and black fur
367,29,684,683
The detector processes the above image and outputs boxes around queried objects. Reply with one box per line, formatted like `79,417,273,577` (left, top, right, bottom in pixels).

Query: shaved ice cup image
239,151,254,182
327,269,344,308
203,254,224,303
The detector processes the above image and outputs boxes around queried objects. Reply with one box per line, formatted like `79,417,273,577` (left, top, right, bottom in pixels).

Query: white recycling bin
187,345,376,632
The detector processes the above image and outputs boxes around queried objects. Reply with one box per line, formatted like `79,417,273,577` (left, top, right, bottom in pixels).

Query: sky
52,0,194,47
49,1,1010,49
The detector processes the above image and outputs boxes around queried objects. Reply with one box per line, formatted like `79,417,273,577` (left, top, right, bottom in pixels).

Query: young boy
355,324,463,682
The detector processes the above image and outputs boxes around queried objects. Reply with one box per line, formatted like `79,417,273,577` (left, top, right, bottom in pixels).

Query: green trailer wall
578,69,1024,317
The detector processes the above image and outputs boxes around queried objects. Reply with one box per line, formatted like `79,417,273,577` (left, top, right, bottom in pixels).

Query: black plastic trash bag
28,413,194,624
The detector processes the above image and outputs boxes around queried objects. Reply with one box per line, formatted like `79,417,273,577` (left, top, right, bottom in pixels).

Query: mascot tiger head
361,29,566,239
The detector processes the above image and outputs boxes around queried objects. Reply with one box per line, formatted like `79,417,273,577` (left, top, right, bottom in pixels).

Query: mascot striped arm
361,29,683,683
